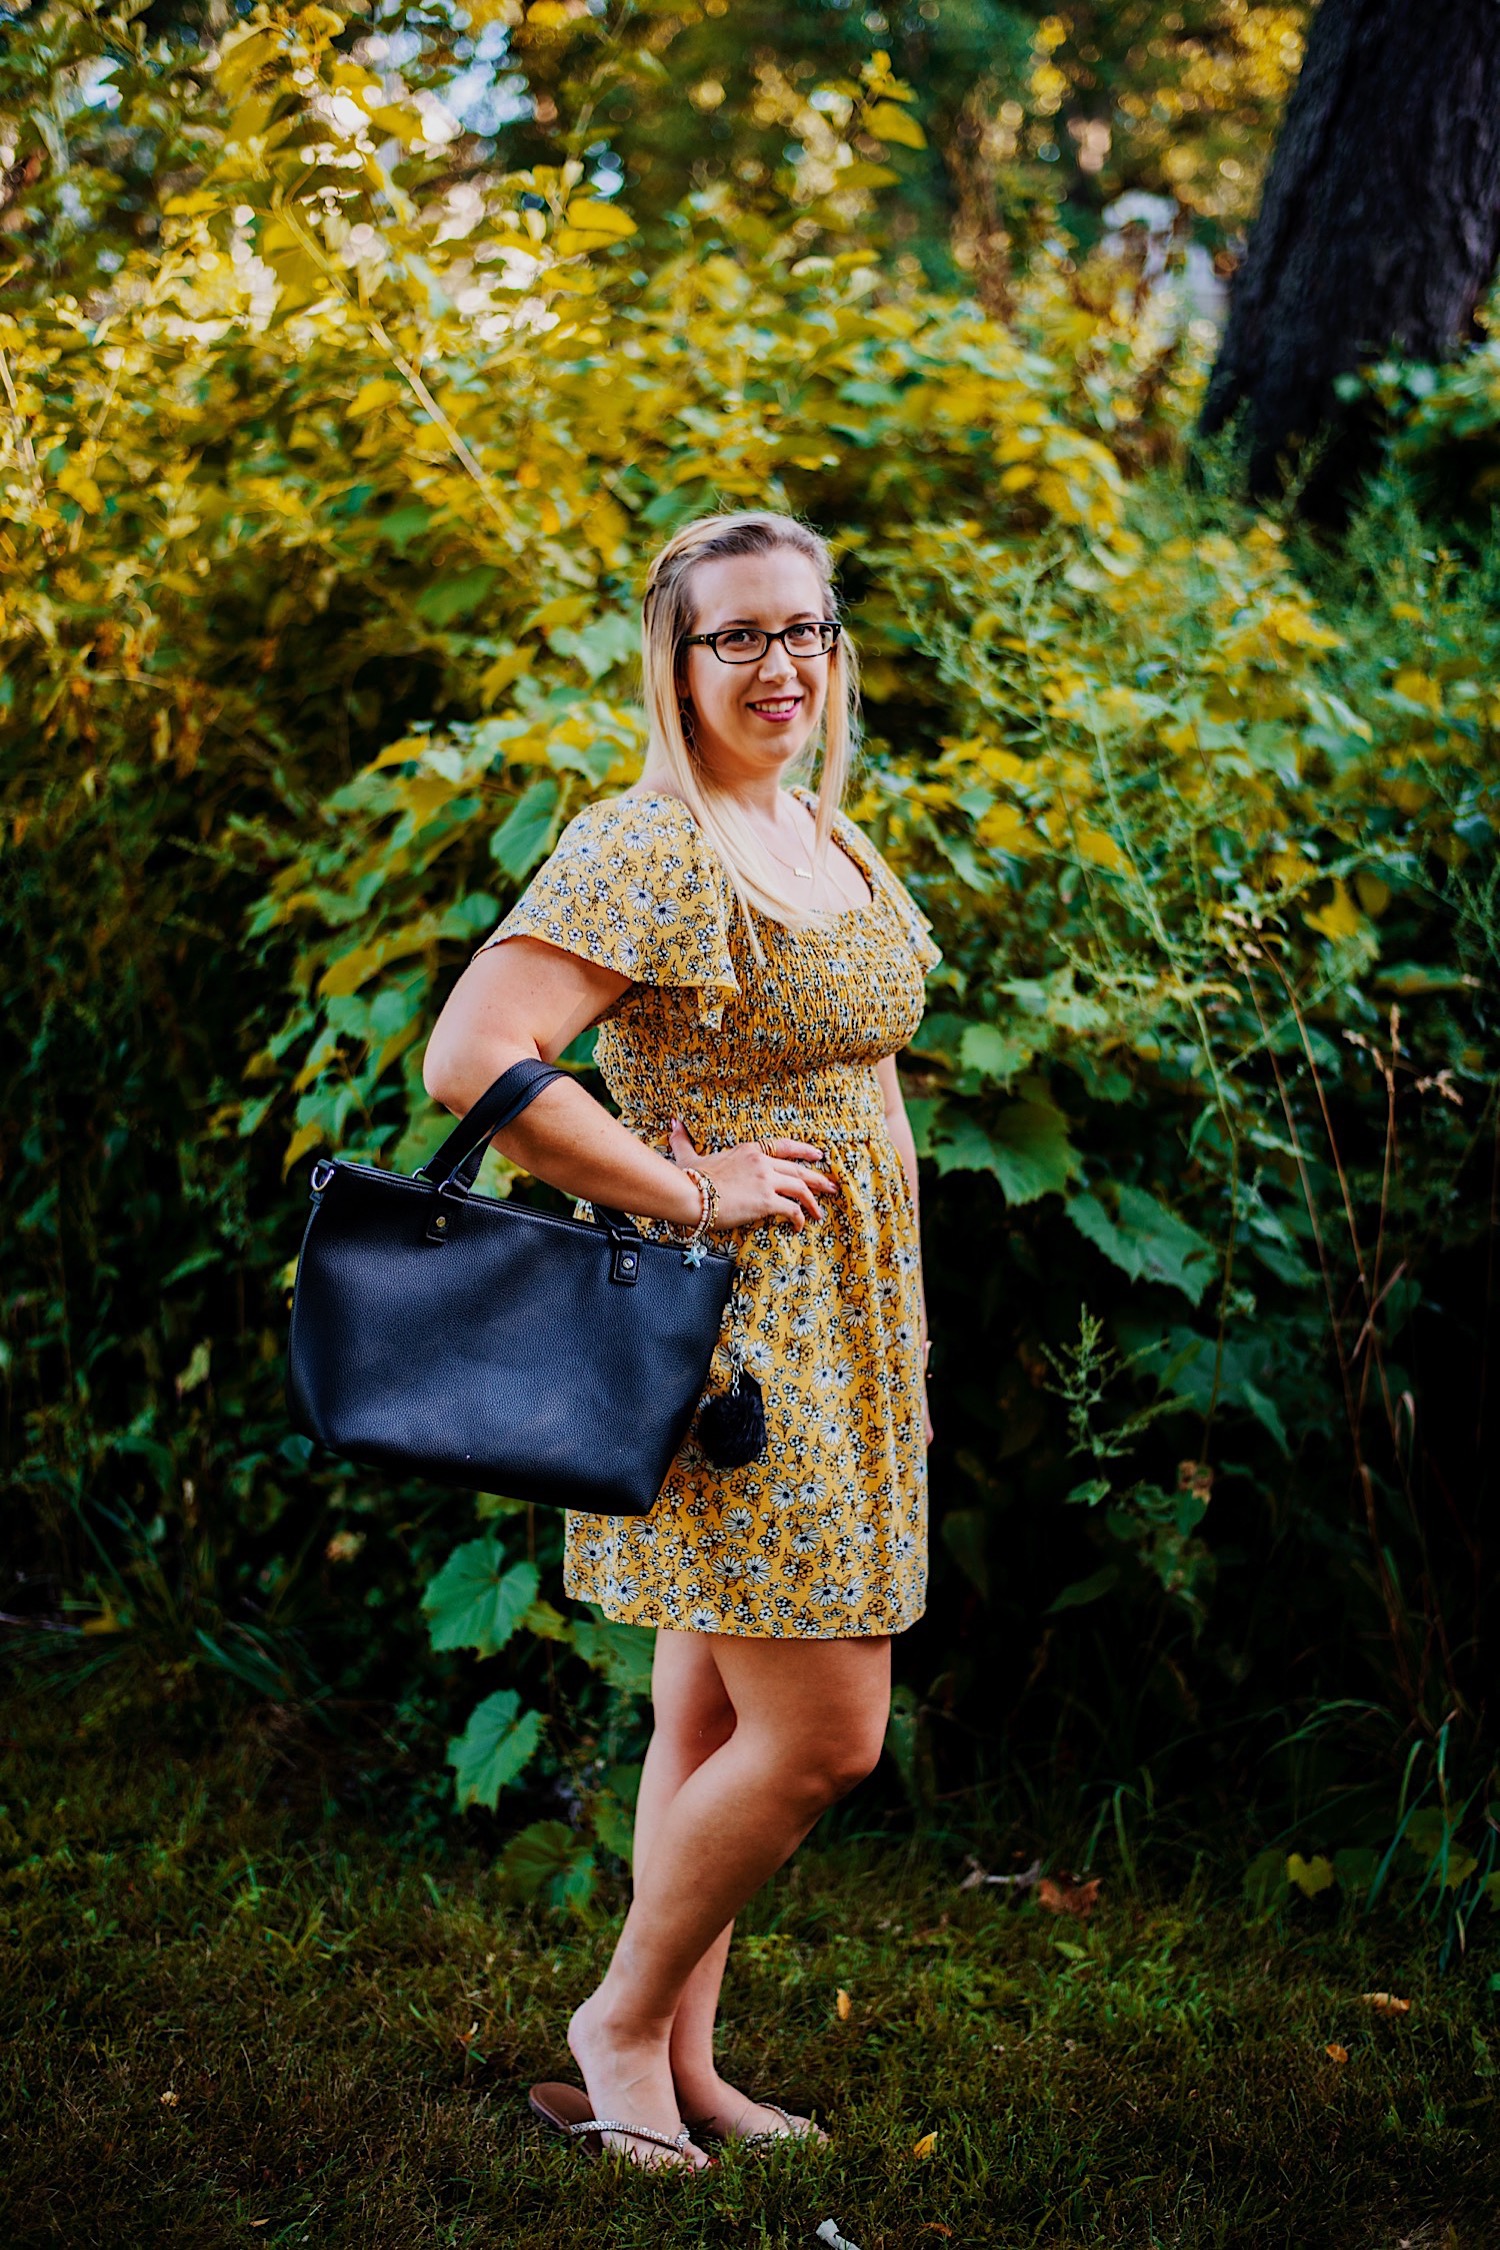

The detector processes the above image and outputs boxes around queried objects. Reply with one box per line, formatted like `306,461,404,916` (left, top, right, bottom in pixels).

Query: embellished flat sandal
687,2099,827,2147
528,2080,707,2169
739,2100,824,2146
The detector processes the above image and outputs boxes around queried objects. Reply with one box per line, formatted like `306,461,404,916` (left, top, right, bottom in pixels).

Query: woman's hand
667,1119,838,1232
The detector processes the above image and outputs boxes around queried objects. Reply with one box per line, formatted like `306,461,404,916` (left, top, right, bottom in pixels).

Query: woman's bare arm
877,1053,927,1341
422,935,835,1232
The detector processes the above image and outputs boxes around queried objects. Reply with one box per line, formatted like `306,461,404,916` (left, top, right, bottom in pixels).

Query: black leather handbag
285,1057,736,1515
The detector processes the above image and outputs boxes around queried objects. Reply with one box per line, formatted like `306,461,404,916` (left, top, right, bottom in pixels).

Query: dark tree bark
1200,0,1500,508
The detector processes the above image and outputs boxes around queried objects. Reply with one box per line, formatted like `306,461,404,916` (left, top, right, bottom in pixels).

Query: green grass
1,1674,1496,2249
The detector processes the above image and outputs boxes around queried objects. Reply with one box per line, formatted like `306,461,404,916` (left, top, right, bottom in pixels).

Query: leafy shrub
2,2,1494,1884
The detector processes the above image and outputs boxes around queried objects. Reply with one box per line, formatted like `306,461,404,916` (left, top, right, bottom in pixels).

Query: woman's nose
756,640,796,682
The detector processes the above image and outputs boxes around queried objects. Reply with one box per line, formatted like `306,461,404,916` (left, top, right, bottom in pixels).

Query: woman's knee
781,1715,887,1810
650,1637,736,1763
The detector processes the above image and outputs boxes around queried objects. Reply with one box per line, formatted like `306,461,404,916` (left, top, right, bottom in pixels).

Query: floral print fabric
479,788,940,1639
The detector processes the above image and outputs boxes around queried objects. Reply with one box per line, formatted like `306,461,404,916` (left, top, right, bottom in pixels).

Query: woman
422,510,938,2170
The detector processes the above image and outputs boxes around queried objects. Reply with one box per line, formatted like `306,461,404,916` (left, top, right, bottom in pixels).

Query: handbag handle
414,1056,639,1236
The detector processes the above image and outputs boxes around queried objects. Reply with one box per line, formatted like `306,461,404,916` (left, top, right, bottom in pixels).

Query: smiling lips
747,695,803,723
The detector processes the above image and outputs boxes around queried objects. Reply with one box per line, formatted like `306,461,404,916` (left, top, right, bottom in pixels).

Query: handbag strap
414,1057,639,1236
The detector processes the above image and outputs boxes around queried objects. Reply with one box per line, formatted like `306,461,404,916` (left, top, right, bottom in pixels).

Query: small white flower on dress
724,1507,753,1536
688,1606,719,1632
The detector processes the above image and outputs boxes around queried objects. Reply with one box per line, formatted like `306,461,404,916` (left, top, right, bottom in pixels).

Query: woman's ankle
570,1983,674,2053
669,2056,725,2113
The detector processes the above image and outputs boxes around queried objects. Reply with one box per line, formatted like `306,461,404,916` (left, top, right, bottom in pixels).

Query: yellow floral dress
478,788,940,1639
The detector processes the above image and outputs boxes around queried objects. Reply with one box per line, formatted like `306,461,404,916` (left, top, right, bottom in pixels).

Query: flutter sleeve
475,793,742,1028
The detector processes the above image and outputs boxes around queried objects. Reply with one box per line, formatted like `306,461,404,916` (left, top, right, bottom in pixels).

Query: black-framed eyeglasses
681,620,842,665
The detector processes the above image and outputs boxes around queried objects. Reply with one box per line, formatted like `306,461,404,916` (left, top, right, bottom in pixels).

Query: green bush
2,1,1495,1901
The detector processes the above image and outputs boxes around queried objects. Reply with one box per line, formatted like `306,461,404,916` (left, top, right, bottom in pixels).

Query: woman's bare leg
568,1632,890,2166
632,1632,802,2137
630,1638,735,2115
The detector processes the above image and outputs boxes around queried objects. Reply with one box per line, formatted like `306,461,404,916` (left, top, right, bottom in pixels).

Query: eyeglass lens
711,623,838,662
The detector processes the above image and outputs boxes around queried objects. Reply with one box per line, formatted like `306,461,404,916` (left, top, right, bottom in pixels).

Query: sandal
686,2098,826,2147
739,2100,824,2147
528,2080,707,2169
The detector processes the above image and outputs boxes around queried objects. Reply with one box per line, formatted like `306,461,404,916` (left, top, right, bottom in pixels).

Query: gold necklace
751,805,816,881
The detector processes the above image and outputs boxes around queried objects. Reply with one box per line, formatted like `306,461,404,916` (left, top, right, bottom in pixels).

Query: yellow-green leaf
1287,1852,1336,1898
865,100,927,149
560,197,637,240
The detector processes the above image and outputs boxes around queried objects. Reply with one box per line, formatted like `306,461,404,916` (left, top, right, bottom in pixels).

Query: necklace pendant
794,865,813,880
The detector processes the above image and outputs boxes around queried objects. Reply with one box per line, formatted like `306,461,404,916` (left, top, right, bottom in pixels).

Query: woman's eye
720,631,758,651
783,626,820,650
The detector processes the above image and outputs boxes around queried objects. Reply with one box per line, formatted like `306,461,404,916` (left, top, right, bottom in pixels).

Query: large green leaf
447,1689,545,1811
573,1615,656,1696
413,568,497,627
421,1540,539,1658
1067,1185,1216,1305
939,1506,990,1600
490,778,560,880
933,1098,1080,1205
496,1818,597,1911
1047,1563,1120,1614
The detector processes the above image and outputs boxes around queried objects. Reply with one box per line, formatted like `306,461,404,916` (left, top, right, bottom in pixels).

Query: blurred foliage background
1,0,1496,1937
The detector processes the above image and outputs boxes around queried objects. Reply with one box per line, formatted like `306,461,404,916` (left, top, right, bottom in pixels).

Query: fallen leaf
836,1987,852,2021
159,2089,180,2108
912,2129,938,2159
919,2227,954,2237
1362,1991,1411,2015
1325,2043,1348,2064
1036,1873,1102,1919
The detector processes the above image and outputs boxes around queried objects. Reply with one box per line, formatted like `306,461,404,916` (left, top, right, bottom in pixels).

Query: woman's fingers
771,1170,830,1225
668,1116,701,1163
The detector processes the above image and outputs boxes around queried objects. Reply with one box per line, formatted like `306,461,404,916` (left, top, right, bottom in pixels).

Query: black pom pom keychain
698,1362,767,1470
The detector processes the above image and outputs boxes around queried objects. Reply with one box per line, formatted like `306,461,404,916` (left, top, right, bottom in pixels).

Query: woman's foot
567,1991,712,2172
675,2072,827,2144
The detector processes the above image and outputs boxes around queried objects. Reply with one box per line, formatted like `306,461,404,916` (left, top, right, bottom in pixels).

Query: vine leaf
447,1689,545,1811
422,1539,539,1658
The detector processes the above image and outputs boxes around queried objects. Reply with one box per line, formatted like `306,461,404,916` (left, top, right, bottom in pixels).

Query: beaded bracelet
681,1166,719,1244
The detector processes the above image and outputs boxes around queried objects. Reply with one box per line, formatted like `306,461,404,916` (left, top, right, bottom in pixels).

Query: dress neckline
786,787,878,921
623,785,880,925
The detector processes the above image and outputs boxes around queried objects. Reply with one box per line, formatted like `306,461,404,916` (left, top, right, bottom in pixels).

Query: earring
678,701,697,748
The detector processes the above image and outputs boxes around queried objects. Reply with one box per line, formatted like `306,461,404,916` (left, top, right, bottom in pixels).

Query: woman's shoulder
555,790,715,867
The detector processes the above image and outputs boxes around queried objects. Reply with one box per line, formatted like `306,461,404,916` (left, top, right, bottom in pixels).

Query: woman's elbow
421,1027,464,1113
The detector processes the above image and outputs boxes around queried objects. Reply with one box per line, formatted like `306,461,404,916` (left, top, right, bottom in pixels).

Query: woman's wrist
663,1163,705,1227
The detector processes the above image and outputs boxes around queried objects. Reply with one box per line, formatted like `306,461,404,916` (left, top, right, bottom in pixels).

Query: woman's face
678,548,832,788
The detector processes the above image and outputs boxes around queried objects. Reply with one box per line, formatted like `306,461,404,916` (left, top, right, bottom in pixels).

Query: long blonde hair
638,510,860,937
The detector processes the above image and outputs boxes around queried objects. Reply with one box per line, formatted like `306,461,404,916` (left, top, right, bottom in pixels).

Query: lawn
1,1671,1495,2250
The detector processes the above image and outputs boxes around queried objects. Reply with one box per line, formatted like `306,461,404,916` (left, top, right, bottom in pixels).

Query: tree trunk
1200,0,1500,508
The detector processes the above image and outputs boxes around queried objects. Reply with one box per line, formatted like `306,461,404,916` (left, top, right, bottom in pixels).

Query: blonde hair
638,510,860,939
